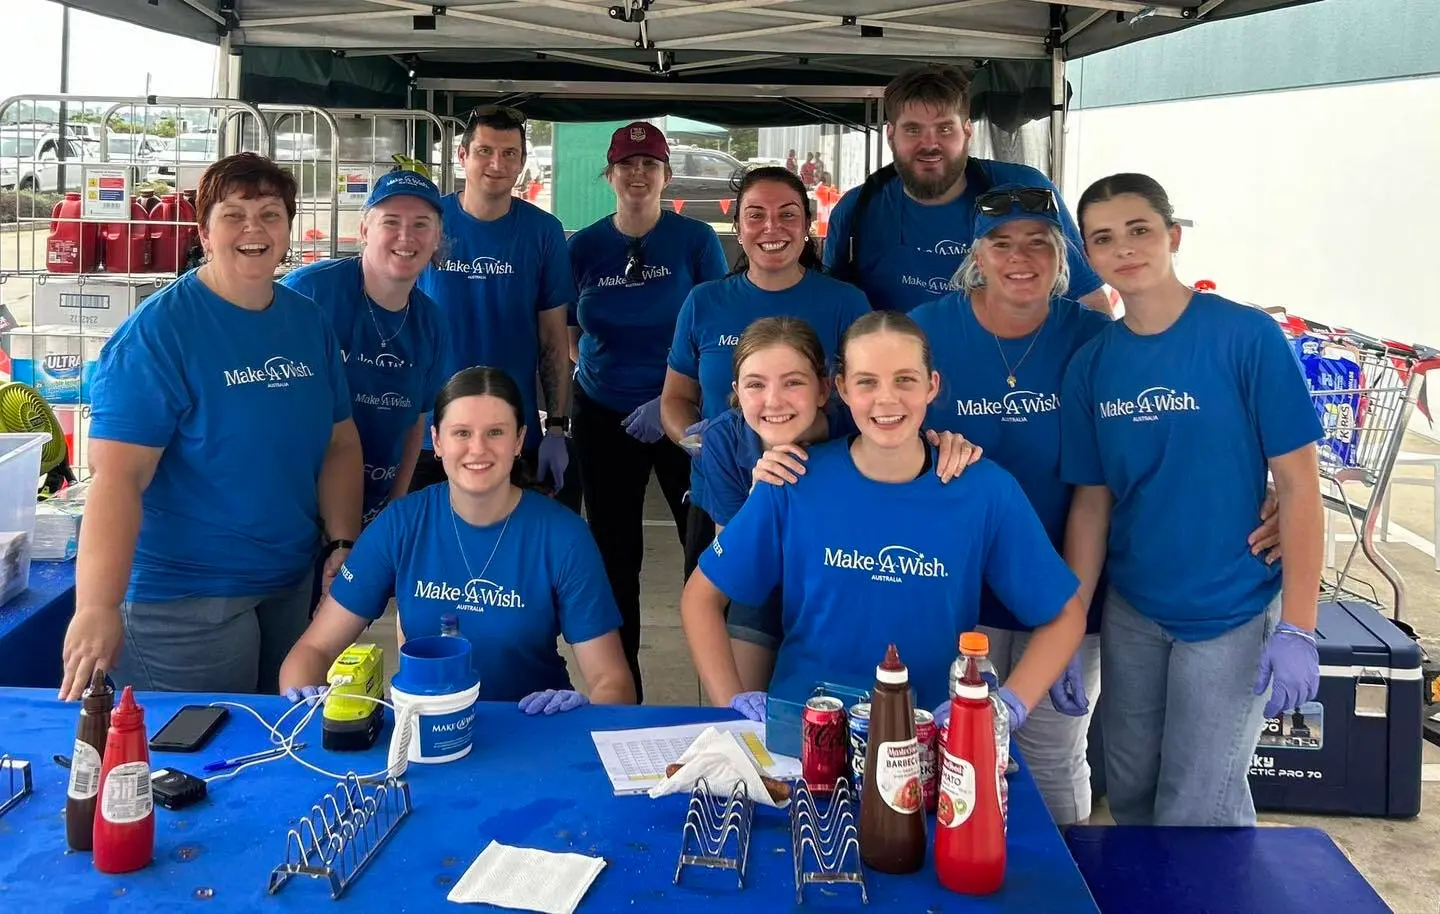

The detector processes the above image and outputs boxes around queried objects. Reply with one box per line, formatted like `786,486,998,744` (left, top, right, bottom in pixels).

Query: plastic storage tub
0,433,47,606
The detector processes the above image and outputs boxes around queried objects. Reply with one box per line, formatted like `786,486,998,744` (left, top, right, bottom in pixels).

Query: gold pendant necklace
993,322,1044,389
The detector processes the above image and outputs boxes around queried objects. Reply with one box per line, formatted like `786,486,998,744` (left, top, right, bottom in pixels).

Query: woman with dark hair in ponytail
279,366,637,716
661,166,871,575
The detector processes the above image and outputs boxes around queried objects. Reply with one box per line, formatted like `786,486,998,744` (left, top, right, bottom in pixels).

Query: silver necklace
992,322,1044,389
363,286,410,350
450,489,517,587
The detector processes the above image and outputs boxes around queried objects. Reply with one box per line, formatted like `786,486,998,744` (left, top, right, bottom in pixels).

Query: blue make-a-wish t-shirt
417,196,576,453
698,439,1079,710
823,159,1101,314
569,210,728,414
280,257,447,523
89,271,352,602
330,485,622,701
692,402,858,528
1060,292,1324,641
912,293,1110,632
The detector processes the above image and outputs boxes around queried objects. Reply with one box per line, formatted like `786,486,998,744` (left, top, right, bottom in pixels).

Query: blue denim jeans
981,627,1102,825
1100,589,1279,826
114,573,315,695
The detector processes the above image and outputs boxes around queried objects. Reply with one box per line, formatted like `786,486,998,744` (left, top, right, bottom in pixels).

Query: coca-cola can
802,696,849,795
915,708,938,812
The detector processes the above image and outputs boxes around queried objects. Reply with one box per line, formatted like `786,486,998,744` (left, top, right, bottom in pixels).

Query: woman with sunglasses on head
1061,173,1323,827
661,167,872,576
682,311,1086,731
566,123,729,702
280,366,636,715
280,170,448,529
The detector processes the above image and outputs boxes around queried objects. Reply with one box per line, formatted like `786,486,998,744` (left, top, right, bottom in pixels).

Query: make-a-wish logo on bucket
413,577,526,610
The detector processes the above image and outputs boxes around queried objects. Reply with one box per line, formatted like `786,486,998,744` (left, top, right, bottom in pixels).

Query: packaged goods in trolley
31,276,160,332
1,325,108,405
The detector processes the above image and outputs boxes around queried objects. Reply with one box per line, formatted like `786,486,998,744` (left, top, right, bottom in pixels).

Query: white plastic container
389,682,480,764
0,433,47,605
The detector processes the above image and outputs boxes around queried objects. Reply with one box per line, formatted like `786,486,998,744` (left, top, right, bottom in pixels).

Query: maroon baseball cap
607,122,670,164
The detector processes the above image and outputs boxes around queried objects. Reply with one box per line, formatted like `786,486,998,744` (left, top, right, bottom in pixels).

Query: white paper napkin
646,726,788,808
446,840,606,914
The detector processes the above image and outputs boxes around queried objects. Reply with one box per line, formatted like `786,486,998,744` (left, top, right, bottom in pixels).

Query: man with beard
825,64,1109,316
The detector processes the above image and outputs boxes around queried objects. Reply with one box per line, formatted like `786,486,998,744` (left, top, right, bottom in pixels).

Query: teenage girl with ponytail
660,166,872,575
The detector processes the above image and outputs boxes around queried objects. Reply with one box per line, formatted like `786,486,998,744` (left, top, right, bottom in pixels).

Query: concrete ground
359,437,1440,914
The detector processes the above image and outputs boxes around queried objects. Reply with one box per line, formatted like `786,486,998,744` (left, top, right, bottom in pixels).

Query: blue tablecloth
0,561,74,688
0,689,1097,912
1065,825,1389,913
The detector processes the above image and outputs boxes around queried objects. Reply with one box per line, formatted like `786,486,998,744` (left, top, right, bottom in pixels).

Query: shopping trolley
1276,313,1440,620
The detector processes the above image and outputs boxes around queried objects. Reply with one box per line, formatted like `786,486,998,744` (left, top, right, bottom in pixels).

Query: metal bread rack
672,776,755,888
790,776,867,904
267,772,411,900
0,755,32,818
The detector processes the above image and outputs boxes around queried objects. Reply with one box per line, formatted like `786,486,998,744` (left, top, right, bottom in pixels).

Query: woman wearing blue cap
661,166,872,577
567,123,728,702
280,170,448,528
280,366,636,715
61,153,363,700
1063,173,1323,826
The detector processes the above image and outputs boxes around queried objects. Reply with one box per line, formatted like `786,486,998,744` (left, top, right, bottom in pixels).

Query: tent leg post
1049,47,1066,187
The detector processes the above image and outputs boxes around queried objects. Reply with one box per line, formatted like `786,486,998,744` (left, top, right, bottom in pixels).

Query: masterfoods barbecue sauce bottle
858,643,926,874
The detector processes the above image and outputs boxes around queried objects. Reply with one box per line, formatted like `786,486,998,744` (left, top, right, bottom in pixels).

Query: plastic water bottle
440,613,460,637
948,633,1010,820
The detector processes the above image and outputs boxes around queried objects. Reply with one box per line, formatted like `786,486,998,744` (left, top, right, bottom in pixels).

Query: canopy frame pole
1049,46,1066,184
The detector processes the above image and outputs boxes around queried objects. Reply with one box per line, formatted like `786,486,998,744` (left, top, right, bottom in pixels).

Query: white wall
1062,75,1440,352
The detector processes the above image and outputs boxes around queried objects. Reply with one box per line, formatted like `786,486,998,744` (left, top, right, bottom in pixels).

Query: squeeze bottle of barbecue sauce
858,643,926,874
93,686,155,874
934,649,1006,894
65,668,114,851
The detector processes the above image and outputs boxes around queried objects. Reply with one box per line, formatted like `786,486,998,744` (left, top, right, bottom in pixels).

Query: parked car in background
665,144,750,224
0,130,87,193
523,144,552,187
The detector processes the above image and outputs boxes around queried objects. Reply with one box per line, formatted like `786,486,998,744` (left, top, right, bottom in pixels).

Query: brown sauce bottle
65,669,113,851
859,643,926,874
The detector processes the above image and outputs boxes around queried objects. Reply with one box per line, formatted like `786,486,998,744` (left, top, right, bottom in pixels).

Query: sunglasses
976,188,1058,218
624,237,646,284
466,104,527,127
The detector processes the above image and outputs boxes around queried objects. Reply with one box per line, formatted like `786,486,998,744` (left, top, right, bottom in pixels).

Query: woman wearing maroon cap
566,121,729,702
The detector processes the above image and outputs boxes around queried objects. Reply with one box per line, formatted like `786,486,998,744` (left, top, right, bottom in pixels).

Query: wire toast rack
672,775,755,888
0,754,32,818
267,772,411,900
790,776,868,904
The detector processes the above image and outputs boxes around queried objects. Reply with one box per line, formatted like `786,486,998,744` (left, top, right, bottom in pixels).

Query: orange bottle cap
959,631,989,654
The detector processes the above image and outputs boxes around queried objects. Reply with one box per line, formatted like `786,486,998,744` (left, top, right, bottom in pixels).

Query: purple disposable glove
622,397,665,444
997,686,1028,731
1049,652,1089,717
537,432,569,493
1253,622,1319,719
679,418,712,455
283,685,324,705
518,689,590,715
729,690,767,722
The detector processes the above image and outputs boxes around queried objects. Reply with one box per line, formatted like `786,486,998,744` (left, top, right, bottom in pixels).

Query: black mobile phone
149,705,229,753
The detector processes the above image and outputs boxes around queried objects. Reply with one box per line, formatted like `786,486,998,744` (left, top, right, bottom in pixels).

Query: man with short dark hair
412,106,580,509
825,63,1109,315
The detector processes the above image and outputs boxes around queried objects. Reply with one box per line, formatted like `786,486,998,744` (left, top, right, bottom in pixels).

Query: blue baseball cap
366,169,443,213
972,183,1063,240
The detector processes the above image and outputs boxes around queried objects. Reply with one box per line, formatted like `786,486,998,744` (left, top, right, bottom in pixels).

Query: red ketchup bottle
92,687,155,874
934,652,1006,894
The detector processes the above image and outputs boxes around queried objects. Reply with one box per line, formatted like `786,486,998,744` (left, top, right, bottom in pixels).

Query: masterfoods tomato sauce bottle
934,649,1006,894
858,643,926,874
93,686,155,874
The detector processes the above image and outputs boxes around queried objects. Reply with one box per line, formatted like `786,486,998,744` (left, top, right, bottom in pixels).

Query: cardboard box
31,276,163,332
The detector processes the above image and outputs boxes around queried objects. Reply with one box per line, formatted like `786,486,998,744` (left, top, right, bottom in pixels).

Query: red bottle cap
110,686,144,728
881,643,903,671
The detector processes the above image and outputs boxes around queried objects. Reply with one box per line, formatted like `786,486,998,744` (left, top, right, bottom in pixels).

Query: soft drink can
847,702,870,792
915,708,938,812
802,696,848,795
